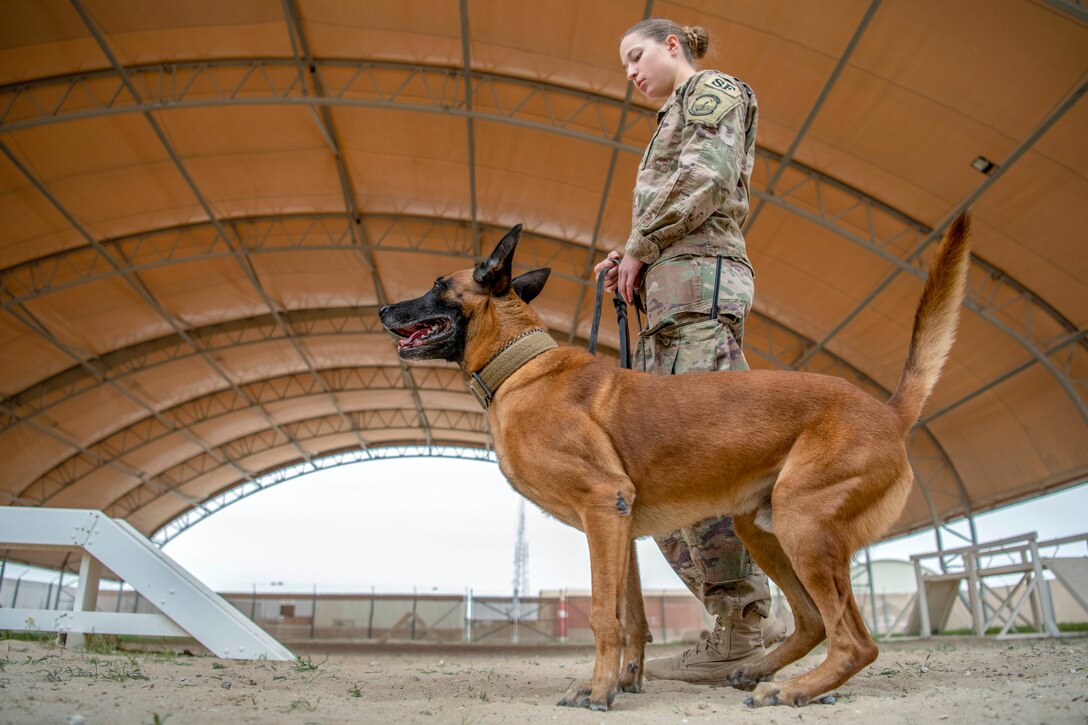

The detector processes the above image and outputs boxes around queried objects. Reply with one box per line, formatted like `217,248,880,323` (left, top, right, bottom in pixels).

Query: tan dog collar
467,328,557,409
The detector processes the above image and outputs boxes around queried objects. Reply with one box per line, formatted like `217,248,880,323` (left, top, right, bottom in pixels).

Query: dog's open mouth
390,317,453,352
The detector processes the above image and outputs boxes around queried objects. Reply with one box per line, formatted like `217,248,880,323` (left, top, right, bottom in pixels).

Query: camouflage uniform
627,70,771,622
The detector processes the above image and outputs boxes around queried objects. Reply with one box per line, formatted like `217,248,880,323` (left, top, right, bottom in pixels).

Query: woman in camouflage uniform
594,17,785,684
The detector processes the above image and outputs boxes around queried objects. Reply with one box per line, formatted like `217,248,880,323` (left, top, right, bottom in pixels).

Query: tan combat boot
644,608,769,683
763,608,788,646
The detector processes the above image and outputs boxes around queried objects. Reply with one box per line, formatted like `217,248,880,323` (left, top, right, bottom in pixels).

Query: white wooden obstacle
899,532,1088,639
0,508,293,660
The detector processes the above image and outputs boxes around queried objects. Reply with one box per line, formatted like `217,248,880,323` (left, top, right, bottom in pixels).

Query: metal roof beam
458,0,480,258
785,78,1088,423
106,406,489,522
0,213,593,313
281,1,433,447
152,446,499,546
0,139,262,501
566,0,655,344
919,327,1088,426
745,0,881,233
3,58,1080,409
16,367,467,506
1,305,616,437
0,59,654,151
1041,0,1088,23
69,0,315,463
278,0,389,451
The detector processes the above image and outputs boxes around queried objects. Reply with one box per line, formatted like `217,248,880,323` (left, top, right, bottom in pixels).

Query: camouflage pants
636,255,770,617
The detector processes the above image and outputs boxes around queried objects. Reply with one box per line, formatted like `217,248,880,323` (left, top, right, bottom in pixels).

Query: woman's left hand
616,254,645,306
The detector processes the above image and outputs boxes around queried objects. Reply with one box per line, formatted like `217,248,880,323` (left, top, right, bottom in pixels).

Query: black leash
588,267,634,369
587,267,607,356
613,288,630,368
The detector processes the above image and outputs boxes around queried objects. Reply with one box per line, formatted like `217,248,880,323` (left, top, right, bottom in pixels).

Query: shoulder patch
684,73,743,126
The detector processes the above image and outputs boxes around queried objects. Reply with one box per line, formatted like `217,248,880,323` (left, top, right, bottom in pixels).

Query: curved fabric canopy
1,1,1085,569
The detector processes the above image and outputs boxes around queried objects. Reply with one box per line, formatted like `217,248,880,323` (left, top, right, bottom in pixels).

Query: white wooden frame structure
0,508,293,660
898,532,1088,639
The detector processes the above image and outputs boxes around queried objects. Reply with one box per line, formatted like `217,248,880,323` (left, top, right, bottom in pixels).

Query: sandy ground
1,636,1086,724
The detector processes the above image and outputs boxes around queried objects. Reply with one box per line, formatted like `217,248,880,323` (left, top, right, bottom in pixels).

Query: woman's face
619,32,683,102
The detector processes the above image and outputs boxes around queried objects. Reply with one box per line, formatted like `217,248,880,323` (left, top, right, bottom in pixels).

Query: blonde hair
623,17,709,63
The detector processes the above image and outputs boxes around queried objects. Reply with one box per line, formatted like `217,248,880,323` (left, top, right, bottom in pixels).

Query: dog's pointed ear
512,268,551,303
473,224,522,295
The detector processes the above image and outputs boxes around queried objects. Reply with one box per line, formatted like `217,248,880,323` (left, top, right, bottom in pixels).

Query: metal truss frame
1043,0,1088,23
1,58,1082,423
151,445,497,546
278,0,433,446
748,150,1088,424
13,364,469,506
68,2,327,462
768,77,1088,425
0,214,592,317
102,407,488,522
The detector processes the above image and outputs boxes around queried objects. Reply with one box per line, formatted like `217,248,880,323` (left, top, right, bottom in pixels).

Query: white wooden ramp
0,508,293,661
1043,557,1088,615
905,578,961,636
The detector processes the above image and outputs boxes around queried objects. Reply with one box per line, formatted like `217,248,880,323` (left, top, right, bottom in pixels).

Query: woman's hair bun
624,18,711,64
683,25,709,60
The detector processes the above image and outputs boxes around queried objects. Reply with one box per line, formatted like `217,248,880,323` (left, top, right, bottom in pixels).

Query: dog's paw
744,683,784,708
556,682,590,708
744,682,818,707
722,666,765,687
556,682,615,710
618,660,643,693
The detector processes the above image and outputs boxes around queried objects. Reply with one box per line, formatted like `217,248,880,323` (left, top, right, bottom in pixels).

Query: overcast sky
157,456,1088,597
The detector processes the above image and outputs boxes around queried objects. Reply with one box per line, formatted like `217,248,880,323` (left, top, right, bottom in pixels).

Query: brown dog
379,213,972,710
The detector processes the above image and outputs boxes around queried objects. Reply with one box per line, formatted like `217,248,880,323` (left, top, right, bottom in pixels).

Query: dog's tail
887,211,972,434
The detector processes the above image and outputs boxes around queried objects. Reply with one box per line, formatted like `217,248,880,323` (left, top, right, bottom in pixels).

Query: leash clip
470,372,494,409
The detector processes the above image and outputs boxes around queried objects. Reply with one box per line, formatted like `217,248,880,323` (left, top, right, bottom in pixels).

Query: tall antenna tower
512,499,530,644
513,499,529,597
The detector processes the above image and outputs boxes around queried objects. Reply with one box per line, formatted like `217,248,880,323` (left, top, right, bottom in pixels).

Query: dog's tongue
397,328,429,349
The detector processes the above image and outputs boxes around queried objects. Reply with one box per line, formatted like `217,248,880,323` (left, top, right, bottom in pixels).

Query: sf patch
685,73,743,126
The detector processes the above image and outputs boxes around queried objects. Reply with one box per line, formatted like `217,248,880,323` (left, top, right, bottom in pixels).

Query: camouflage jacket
625,70,758,269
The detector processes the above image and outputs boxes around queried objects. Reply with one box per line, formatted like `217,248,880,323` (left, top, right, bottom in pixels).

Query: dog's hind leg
557,502,633,711
745,487,879,707
728,512,825,690
617,540,649,694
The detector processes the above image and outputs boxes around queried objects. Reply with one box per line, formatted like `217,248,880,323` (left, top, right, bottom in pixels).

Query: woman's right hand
592,250,622,292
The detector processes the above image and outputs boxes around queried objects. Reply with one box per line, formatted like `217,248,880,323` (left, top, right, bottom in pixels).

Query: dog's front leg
557,505,631,711
617,540,649,694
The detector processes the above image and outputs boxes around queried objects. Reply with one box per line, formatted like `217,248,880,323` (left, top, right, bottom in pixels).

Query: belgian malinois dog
379,213,971,710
